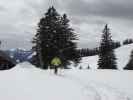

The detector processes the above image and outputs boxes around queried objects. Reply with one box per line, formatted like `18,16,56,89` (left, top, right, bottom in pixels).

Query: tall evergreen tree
58,14,81,68
98,24,117,69
32,6,80,70
124,50,133,70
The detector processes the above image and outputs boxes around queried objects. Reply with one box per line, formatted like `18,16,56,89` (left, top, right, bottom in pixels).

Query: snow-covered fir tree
32,6,80,70
98,24,117,69
124,50,133,70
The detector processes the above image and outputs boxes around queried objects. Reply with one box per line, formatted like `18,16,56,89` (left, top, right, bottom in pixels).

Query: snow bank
116,44,133,69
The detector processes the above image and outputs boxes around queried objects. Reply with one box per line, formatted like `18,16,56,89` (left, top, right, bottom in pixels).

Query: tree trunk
37,43,44,68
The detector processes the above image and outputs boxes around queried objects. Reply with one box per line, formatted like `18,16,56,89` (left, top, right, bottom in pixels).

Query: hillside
0,44,133,100
78,44,133,69
0,62,132,100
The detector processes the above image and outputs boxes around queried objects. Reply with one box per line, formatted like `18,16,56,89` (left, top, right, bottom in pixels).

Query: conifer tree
58,14,81,68
98,24,117,69
124,50,133,70
32,6,80,70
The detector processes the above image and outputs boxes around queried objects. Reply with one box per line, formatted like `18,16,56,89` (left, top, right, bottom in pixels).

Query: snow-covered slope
116,44,133,69
0,62,132,100
0,63,88,100
78,44,133,69
0,44,133,100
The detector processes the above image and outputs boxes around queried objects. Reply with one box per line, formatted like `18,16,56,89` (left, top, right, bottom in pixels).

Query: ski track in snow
0,63,132,100
59,71,131,100
59,73,101,100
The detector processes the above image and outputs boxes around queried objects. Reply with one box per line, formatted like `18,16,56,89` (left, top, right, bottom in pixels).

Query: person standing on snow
51,57,62,74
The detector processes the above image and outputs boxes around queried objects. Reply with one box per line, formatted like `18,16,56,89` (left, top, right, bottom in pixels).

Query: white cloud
0,0,133,50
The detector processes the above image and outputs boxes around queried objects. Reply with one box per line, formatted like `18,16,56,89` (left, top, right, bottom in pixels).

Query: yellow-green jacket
51,57,62,66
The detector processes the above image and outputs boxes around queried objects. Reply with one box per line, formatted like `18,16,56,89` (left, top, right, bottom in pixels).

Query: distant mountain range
5,48,34,63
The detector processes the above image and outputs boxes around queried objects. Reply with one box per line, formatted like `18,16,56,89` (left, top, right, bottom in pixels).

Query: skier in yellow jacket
51,57,62,74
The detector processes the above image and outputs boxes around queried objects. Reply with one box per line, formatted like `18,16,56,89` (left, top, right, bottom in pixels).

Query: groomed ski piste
0,44,133,100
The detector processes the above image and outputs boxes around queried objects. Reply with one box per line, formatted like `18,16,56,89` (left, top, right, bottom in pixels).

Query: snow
78,44,133,70
0,62,132,100
27,52,36,59
0,63,88,100
116,44,133,69
0,44,133,100
77,55,98,69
